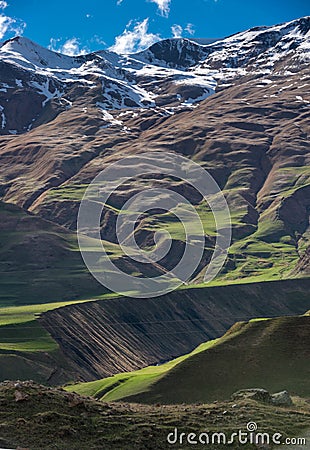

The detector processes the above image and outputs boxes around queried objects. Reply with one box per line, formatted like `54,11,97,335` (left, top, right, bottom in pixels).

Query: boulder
231,388,272,403
271,391,293,406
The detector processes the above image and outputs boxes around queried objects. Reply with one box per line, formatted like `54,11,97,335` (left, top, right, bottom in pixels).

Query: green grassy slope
42,183,307,284
68,314,310,404
0,296,120,327
65,339,220,400
0,297,120,384
0,200,122,384
0,321,57,352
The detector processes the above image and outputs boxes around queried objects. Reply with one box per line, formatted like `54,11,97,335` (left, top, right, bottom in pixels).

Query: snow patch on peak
0,36,79,70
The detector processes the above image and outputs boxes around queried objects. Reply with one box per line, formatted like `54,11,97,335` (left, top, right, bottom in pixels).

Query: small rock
17,418,27,424
59,426,77,437
271,391,293,406
67,393,84,408
15,390,29,402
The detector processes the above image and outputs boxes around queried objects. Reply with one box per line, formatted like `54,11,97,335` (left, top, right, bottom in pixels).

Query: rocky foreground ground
0,382,309,449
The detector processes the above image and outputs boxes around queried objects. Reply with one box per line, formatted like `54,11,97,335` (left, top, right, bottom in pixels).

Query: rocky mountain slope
0,16,309,284
0,17,309,135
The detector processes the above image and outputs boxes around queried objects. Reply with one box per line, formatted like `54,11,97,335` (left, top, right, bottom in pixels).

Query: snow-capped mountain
0,16,309,287
0,16,309,134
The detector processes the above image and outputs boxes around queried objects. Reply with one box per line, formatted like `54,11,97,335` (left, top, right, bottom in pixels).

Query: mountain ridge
0,16,309,135
0,15,309,283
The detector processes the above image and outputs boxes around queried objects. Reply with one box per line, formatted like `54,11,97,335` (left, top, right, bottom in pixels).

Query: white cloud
185,23,195,36
91,35,106,47
49,37,89,56
61,38,87,56
149,0,171,17
110,18,160,54
0,1,26,39
171,24,183,38
0,14,12,39
171,23,196,39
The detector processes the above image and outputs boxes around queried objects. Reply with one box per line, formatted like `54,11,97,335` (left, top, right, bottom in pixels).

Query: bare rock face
40,280,310,380
293,247,310,276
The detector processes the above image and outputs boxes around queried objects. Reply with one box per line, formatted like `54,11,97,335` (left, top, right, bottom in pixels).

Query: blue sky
0,0,309,54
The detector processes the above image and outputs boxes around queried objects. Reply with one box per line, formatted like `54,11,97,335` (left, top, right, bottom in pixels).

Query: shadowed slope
0,201,104,306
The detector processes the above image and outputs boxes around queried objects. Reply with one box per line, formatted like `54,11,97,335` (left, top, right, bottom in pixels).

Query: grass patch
47,184,89,201
0,321,58,352
0,294,119,327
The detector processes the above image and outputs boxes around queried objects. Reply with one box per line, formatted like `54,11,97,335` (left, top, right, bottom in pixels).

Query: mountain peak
134,37,207,68
0,35,77,70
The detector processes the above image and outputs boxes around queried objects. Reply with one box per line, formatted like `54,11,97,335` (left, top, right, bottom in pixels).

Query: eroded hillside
40,279,310,380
